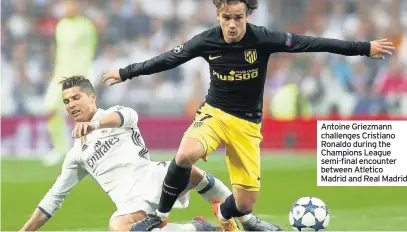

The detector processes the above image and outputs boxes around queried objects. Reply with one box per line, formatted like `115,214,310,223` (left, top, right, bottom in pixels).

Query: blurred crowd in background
2,0,407,119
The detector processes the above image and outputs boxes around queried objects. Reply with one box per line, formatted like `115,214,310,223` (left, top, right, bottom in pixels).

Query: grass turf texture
2,151,407,231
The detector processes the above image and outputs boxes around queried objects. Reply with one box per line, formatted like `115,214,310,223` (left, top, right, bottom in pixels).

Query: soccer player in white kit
20,75,273,231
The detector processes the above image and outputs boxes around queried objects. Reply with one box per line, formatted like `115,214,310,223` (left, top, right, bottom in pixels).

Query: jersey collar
90,108,103,121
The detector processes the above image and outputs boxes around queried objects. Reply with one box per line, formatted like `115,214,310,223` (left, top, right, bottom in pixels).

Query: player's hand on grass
370,39,395,59
102,70,122,86
72,122,97,138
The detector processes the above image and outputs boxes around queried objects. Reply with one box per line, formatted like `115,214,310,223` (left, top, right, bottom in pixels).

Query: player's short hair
59,75,95,95
213,0,258,15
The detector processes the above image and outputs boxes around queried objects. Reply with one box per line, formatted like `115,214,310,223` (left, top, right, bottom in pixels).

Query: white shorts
109,161,190,222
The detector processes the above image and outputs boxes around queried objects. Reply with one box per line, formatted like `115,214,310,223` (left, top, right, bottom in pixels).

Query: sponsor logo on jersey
212,68,259,81
86,137,120,169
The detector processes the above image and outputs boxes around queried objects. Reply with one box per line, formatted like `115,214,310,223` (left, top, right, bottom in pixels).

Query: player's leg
109,210,146,231
188,166,232,203
213,117,283,231
161,217,221,231
189,165,270,227
109,211,220,231
154,137,205,216
189,165,280,231
43,79,70,166
131,104,225,231
156,105,225,220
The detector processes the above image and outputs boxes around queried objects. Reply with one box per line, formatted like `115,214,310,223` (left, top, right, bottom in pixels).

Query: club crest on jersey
244,49,257,64
173,44,184,53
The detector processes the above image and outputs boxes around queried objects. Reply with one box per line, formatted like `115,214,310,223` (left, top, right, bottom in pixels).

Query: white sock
194,172,254,223
239,214,252,223
155,210,169,220
161,223,196,231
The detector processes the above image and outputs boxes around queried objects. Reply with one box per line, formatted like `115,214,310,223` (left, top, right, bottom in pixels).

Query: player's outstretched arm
20,208,50,231
72,107,138,138
102,35,203,86
266,30,395,59
21,150,87,231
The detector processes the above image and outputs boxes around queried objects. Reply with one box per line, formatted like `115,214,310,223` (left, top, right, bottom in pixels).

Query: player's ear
91,93,96,102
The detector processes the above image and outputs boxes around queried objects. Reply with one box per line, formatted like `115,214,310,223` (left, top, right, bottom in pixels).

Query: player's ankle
155,210,169,220
238,213,252,223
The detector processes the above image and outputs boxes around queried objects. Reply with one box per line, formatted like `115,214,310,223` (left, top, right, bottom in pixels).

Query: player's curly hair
59,75,95,95
213,0,259,15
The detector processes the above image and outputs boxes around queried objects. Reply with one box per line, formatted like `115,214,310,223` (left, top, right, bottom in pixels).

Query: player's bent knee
175,150,196,167
175,137,205,167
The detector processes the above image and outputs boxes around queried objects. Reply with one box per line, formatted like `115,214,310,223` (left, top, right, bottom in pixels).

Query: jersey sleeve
37,148,87,218
119,34,204,81
110,105,139,129
262,29,371,56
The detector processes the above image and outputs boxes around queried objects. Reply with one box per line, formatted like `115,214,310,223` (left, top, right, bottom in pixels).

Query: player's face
64,0,80,17
62,86,97,122
217,2,248,43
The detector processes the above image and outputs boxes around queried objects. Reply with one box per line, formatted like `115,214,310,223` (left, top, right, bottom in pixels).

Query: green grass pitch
2,151,407,231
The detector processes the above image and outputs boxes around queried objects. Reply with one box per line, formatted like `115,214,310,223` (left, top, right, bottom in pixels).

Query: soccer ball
289,196,330,231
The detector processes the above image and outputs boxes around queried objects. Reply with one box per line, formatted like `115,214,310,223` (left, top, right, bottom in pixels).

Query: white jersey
37,105,158,217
